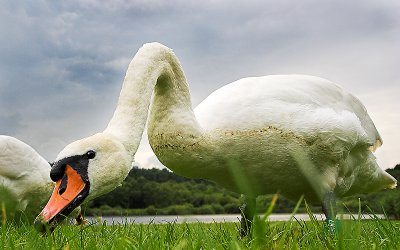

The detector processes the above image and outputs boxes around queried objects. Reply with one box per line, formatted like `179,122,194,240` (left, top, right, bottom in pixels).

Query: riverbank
86,213,385,225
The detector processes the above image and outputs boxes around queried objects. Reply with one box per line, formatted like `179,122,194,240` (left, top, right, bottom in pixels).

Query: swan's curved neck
104,43,201,157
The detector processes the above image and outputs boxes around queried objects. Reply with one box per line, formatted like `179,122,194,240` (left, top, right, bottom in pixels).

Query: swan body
150,74,395,201
0,135,54,218
36,42,397,230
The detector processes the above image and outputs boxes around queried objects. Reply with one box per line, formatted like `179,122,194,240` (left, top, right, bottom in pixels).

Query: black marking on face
58,174,68,195
50,150,96,183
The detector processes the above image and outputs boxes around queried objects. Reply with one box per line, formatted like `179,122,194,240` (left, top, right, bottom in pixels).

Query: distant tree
380,164,400,218
86,164,400,216
386,164,400,186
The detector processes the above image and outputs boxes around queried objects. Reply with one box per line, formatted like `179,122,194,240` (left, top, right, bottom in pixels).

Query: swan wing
195,75,380,150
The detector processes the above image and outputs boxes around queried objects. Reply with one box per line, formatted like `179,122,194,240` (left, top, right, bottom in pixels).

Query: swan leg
322,191,337,234
69,206,87,225
75,210,86,225
240,196,256,237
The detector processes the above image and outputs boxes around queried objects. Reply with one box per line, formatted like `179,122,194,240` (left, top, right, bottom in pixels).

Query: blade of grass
261,194,279,222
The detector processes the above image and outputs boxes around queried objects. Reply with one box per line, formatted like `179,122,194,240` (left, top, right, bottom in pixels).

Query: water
85,213,384,225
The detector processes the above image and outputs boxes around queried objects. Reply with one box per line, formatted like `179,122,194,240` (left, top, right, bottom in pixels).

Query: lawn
1,214,399,250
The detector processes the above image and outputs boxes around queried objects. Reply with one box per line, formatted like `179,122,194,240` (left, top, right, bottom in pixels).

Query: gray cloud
0,0,399,169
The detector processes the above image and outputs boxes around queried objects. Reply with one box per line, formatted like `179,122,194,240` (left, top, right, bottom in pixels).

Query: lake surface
86,213,384,225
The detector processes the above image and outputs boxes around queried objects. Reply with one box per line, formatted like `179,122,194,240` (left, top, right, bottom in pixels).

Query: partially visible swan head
34,133,132,231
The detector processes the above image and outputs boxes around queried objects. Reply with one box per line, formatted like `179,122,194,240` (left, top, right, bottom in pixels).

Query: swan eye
86,150,96,159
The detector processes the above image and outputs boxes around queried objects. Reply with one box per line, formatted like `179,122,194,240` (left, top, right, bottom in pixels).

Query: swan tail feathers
369,139,382,152
380,170,397,189
368,164,397,191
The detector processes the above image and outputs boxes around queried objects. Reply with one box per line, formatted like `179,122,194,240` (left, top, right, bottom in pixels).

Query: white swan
35,43,397,233
0,135,53,221
0,135,84,223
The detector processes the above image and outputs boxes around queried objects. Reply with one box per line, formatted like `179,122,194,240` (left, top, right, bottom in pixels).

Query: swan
35,43,397,234
0,135,84,223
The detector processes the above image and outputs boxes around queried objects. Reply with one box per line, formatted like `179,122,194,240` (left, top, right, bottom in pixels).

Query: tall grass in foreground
1,209,399,250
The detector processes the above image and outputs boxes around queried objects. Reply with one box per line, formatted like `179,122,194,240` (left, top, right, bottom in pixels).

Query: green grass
1,195,399,249
1,215,400,250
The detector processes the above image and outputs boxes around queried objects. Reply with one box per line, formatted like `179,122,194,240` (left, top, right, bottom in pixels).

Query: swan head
34,133,132,232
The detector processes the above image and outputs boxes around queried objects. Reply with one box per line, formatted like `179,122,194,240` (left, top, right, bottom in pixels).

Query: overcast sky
0,0,399,170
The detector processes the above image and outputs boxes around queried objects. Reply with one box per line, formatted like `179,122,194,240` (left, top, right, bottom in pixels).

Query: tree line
85,165,400,218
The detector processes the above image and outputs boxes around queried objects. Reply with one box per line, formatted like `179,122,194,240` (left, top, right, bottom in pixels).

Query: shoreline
85,213,385,225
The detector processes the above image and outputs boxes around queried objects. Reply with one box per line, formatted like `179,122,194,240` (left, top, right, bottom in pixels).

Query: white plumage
0,135,53,218
188,75,392,200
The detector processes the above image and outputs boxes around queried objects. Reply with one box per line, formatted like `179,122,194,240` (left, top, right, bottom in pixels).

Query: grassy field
1,197,399,249
1,213,400,250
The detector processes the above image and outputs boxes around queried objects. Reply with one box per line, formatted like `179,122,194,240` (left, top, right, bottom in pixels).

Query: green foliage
1,214,400,249
86,167,242,216
386,164,400,181
86,165,400,218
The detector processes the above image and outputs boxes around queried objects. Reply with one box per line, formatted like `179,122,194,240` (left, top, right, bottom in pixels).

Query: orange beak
36,165,86,224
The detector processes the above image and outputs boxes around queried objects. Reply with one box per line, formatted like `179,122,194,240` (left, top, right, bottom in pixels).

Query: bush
165,204,194,215
380,190,400,219
196,205,214,214
145,205,157,215
211,204,225,214
222,203,239,213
